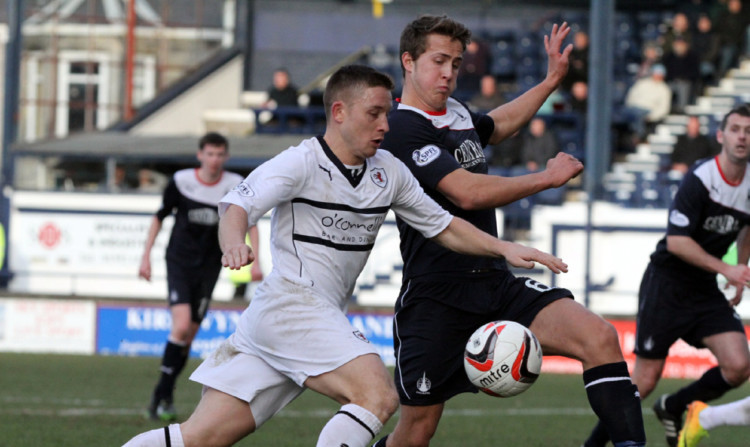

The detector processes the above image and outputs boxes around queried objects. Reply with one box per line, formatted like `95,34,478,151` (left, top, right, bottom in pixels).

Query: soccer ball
464,320,543,397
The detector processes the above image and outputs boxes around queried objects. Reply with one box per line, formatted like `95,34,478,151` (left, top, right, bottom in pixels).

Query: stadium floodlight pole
0,0,23,289
583,0,614,308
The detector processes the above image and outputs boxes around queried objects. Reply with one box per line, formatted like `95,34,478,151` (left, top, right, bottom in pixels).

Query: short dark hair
399,14,472,76
199,132,229,151
720,104,750,130
323,65,394,119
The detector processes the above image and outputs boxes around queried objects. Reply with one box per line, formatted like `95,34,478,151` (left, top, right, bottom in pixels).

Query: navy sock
665,366,733,415
583,420,610,447
154,341,190,402
583,362,646,445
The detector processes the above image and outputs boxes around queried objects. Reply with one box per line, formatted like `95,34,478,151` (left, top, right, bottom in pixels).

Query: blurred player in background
372,14,646,447
122,64,569,447
138,132,246,421
586,105,750,447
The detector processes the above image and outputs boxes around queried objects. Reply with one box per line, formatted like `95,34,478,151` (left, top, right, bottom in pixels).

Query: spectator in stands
562,30,589,92
468,74,505,112
137,168,167,193
662,36,701,114
568,80,588,115
262,68,302,128
660,12,692,53
692,14,720,91
670,115,720,174
456,38,490,99
715,0,749,79
520,117,560,172
138,132,246,422
263,68,299,108
634,41,663,80
489,129,523,169
624,63,673,140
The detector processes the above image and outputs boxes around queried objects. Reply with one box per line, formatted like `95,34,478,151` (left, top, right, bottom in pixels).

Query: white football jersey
220,136,452,310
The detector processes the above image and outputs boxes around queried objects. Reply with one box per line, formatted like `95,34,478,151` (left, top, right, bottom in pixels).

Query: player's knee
360,384,399,422
584,319,622,359
722,357,750,386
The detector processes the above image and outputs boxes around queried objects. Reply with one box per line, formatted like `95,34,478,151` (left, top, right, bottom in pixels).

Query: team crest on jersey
370,168,387,188
412,145,440,167
353,330,370,343
669,209,689,227
234,182,255,197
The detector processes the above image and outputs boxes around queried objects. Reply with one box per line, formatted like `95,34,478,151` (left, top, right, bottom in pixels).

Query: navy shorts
166,260,221,323
634,264,746,359
392,270,572,406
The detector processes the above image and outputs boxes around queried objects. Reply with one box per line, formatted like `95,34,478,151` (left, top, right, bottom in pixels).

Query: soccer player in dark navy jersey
373,15,647,447
586,105,750,447
138,132,244,421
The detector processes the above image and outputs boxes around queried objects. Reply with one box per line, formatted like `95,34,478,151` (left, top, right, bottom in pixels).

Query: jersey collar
316,135,366,188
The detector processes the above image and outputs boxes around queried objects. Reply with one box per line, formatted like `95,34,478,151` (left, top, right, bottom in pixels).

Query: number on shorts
524,278,552,292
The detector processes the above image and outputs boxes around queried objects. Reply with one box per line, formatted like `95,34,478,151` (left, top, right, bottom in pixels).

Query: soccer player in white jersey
122,64,569,447
138,132,245,421
587,105,750,447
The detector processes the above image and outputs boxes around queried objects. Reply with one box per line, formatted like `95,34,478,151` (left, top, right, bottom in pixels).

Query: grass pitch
1,352,748,446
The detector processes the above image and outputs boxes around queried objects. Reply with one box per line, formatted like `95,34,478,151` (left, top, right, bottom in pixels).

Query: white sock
122,424,184,447
700,396,750,430
316,404,383,447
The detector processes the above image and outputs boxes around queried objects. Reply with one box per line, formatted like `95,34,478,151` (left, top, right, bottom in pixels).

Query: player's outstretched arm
219,204,255,270
436,152,582,210
486,22,572,144
432,217,567,274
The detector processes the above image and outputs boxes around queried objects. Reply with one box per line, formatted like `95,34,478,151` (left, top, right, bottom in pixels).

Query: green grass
1,352,748,446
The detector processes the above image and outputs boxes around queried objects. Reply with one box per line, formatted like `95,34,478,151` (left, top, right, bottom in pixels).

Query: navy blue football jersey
381,97,501,279
650,156,750,287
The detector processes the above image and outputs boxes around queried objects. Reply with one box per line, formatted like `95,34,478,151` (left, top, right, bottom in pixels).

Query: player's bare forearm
219,204,254,269
438,154,581,210
432,217,567,273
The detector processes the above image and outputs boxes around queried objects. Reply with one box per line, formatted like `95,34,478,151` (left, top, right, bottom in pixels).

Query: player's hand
503,243,568,274
544,22,573,87
722,264,750,306
544,152,583,187
222,244,255,270
138,257,151,281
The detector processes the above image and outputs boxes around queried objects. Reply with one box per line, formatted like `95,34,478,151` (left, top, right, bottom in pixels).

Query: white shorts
190,274,379,426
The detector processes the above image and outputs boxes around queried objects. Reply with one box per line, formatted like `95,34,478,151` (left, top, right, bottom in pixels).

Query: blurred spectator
662,36,701,113
108,165,136,192
634,41,663,80
489,129,523,169
692,14,720,90
456,39,490,99
715,0,749,79
670,115,720,174
520,117,560,172
138,168,168,193
263,68,299,108
660,12,692,53
562,30,589,92
568,80,588,115
468,74,505,112
624,64,673,140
